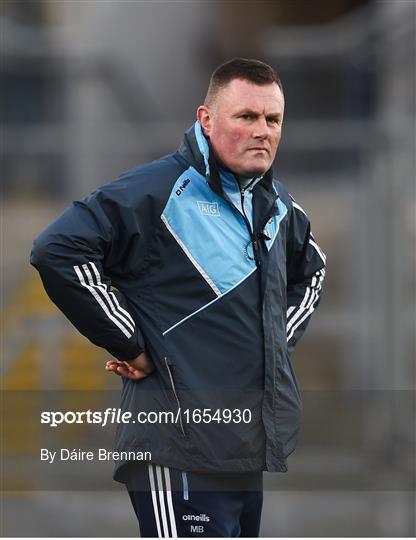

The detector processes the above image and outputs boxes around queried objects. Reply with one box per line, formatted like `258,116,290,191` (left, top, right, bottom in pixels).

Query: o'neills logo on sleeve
182,513,210,522
176,178,190,196
197,201,220,217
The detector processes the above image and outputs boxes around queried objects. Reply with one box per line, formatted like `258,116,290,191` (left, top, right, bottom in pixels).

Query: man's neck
236,175,255,189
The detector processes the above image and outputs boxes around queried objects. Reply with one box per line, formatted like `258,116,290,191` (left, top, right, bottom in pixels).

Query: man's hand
105,351,155,380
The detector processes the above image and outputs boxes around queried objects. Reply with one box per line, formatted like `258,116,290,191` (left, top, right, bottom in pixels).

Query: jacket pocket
286,352,302,404
274,352,303,458
164,356,187,437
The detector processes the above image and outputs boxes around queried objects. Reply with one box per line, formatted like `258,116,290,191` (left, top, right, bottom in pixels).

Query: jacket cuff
108,326,145,361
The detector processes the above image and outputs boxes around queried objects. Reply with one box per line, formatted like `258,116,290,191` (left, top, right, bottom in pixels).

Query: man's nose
252,117,269,138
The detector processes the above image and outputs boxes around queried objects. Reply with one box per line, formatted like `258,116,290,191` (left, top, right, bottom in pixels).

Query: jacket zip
164,356,186,436
239,187,261,268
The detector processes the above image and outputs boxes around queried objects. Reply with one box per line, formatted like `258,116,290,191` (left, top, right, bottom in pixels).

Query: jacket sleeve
286,195,326,354
30,188,145,361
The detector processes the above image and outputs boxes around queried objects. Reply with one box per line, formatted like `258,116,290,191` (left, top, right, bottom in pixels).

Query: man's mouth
248,147,268,153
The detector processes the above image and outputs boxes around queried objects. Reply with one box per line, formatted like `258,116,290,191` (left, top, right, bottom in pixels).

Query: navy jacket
31,123,326,479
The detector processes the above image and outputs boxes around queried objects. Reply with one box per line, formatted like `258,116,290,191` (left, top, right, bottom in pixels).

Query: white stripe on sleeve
287,270,324,342
309,238,326,263
291,196,326,264
287,306,296,318
73,265,133,339
292,200,307,216
85,262,135,332
287,276,317,329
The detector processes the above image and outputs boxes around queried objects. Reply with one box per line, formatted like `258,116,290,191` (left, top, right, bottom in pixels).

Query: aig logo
197,201,220,217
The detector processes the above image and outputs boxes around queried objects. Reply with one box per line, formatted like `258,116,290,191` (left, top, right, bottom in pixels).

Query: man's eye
240,114,253,120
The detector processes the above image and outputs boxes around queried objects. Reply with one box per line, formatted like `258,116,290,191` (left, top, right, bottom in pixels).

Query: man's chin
240,158,271,177
241,165,269,177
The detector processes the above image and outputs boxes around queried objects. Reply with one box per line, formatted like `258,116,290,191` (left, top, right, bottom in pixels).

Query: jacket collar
178,122,276,199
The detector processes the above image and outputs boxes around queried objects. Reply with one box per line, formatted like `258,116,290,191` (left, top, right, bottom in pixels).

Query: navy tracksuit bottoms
126,463,263,537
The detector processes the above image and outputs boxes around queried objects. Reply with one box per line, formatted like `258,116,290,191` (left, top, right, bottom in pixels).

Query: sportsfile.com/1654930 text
40,408,252,428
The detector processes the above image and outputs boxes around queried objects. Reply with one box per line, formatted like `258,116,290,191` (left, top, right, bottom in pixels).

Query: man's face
197,78,285,177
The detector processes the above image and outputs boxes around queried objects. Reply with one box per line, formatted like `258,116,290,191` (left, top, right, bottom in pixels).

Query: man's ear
197,106,212,136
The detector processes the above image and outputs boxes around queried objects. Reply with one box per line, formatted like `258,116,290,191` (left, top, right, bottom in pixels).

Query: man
31,58,326,537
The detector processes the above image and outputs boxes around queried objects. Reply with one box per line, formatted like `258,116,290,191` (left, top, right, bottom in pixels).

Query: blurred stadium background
1,0,415,536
